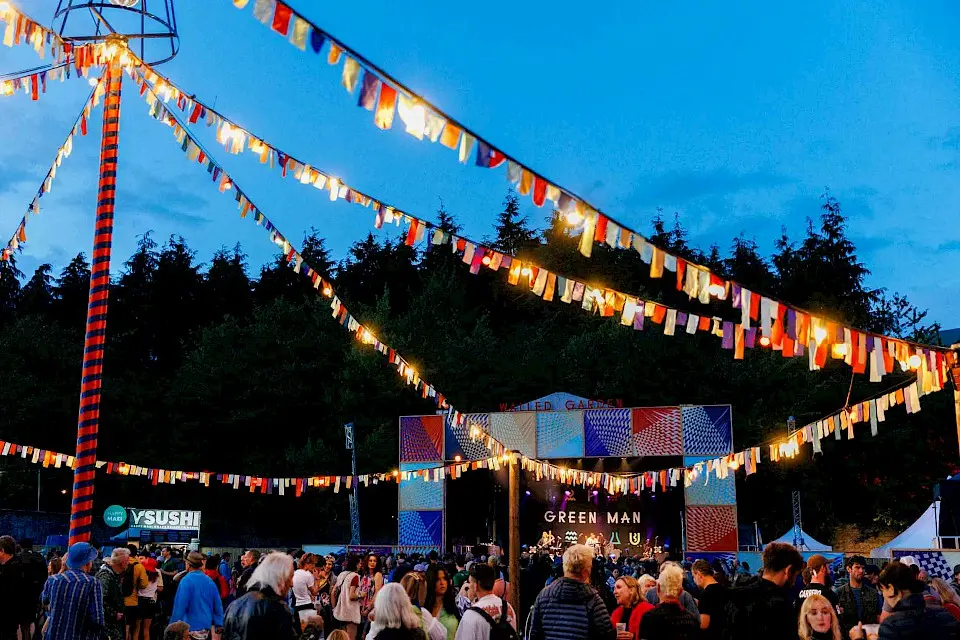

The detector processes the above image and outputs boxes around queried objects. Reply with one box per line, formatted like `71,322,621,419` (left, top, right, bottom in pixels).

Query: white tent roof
871,503,939,557
772,528,833,551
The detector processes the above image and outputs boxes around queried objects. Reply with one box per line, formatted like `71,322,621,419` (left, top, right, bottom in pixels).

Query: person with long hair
360,554,385,624
798,593,841,640
397,573,445,640
930,578,960,621
424,566,459,640
333,554,363,640
293,553,322,631
610,575,653,640
138,557,163,640
850,561,959,639
368,583,426,640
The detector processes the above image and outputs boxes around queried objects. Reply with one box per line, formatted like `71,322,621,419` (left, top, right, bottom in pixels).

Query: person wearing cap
170,551,224,639
139,555,164,639
41,541,106,640
796,555,840,615
952,564,960,596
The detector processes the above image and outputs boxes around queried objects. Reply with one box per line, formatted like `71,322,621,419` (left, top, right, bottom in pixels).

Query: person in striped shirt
40,541,105,640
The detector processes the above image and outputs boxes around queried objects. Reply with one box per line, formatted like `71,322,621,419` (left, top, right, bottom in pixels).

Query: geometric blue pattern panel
584,409,633,457
684,469,737,506
399,463,443,510
489,412,537,458
682,405,733,456
445,413,492,462
399,510,443,547
536,411,584,458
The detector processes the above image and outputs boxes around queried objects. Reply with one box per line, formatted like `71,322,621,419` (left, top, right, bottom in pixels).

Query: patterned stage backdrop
399,396,736,552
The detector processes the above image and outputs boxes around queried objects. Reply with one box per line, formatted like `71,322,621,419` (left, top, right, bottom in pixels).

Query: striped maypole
68,55,122,545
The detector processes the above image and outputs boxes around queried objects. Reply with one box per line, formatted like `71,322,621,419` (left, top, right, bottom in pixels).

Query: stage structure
398,392,736,554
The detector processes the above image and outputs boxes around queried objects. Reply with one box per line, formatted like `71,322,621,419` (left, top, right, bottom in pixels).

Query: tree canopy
0,191,952,548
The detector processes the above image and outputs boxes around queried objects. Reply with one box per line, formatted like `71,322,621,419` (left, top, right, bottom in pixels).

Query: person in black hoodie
850,561,959,640
722,542,803,640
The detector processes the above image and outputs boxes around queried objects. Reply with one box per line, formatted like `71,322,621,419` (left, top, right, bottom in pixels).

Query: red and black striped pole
68,57,122,546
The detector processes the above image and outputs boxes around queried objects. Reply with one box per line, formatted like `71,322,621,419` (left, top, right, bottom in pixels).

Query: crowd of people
4,534,960,639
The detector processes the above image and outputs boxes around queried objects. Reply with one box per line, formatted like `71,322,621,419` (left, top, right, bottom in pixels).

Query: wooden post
508,452,520,621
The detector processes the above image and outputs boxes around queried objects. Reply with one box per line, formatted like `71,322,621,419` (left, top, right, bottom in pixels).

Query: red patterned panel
685,505,738,552
632,407,683,456
400,415,444,462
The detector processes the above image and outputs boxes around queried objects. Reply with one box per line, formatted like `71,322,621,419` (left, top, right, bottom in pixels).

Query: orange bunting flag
375,84,397,130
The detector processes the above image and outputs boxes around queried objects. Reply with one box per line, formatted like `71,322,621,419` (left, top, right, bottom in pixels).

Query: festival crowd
3,534,960,640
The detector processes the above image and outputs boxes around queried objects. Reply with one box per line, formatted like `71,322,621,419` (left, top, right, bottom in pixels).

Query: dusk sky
2,1,958,327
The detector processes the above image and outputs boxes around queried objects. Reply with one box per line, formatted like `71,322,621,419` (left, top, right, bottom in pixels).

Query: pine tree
726,233,774,293
52,253,91,327
492,191,538,254
435,199,461,234
19,264,54,315
0,255,23,320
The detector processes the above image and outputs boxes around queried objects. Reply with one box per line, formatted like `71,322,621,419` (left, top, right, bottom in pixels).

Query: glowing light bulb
110,0,140,7
728,459,740,470
322,286,333,297
520,267,532,277
88,77,98,87
454,455,462,462
707,283,725,297
832,343,848,358
481,254,491,266
565,211,584,226
222,180,232,191
908,354,922,369
759,336,771,347
814,327,828,344
0,3,11,14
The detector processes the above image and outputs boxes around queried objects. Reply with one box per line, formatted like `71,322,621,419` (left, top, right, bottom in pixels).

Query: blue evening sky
2,1,958,326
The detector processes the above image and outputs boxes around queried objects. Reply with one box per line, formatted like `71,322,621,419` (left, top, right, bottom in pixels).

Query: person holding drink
609,575,652,639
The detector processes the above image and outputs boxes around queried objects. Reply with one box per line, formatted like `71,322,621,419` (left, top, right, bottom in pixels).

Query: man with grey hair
96,548,130,640
528,544,615,640
644,561,699,616
639,564,699,639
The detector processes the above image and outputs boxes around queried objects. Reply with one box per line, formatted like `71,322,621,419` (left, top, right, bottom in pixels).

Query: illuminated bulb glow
833,344,848,357
109,0,141,7
454,455,462,462
0,3,11,14
814,327,828,344
481,255,491,266
759,336,771,347
707,283,724,297
565,211,584,226
520,267,532,277
908,354,922,369
322,286,333,297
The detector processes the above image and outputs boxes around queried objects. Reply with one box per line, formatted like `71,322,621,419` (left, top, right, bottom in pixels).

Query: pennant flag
374,84,397,130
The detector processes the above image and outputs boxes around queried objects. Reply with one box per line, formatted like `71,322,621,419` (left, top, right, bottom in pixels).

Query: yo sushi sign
128,508,202,532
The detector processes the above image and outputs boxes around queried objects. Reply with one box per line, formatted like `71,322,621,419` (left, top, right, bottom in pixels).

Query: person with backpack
332,553,363,639
455,563,518,640
97,548,132,640
527,545,614,640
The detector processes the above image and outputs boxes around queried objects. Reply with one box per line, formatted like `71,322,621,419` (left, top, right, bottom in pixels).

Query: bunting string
227,0,953,366
0,374,941,498
0,61,77,100
0,2,66,62
126,56,956,387
1,75,106,263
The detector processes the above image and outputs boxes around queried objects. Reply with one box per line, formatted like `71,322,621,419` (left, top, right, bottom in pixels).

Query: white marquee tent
871,503,940,557
771,527,833,551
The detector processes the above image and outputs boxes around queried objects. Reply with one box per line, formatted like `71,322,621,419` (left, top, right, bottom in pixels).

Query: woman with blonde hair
930,577,960,621
366,583,426,640
609,575,653,640
798,593,841,640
